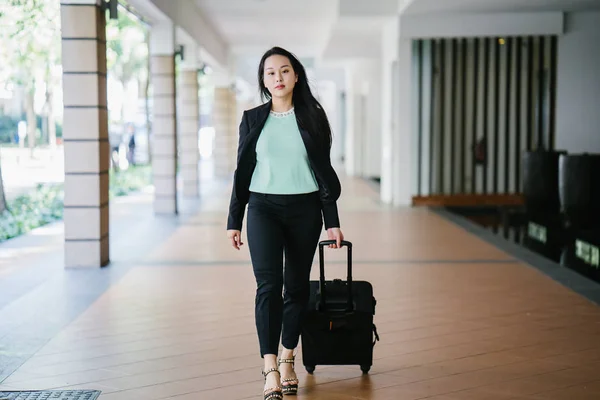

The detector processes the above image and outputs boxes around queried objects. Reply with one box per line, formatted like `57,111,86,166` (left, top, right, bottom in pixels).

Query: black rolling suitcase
301,240,379,374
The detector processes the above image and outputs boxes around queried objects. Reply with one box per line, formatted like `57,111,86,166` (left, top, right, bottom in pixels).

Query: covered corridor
0,175,599,399
1,0,600,399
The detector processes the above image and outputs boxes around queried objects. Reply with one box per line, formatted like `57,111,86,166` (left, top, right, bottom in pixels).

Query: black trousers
247,191,323,357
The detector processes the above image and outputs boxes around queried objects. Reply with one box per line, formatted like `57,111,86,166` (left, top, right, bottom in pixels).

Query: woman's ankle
280,347,295,359
264,354,278,370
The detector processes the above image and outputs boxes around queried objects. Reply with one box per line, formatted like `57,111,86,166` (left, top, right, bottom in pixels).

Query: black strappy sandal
278,356,299,396
262,367,283,400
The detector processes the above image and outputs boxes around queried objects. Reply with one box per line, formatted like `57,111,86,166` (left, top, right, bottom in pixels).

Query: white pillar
344,67,357,176
212,69,236,178
60,0,110,268
150,21,177,214
380,18,400,204
344,60,382,179
317,80,341,162
364,62,382,180
177,40,200,197
392,38,415,206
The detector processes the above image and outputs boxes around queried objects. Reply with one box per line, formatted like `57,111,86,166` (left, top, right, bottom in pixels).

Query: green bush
109,164,152,197
0,165,152,242
0,183,64,241
0,114,18,144
0,113,64,144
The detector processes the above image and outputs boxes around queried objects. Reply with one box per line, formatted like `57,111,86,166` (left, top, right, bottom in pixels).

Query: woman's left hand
326,227,344,249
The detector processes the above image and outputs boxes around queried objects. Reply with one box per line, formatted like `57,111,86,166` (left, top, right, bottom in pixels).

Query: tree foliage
0,0,61,156
0,0,61,208
0,1,149,213
0,0,60,92
106,8,148,97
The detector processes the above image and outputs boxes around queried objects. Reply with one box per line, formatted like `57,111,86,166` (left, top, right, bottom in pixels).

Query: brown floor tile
530,380,600,400
3,176,599,400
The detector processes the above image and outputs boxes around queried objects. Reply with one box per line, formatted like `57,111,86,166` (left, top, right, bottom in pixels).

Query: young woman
226,47,344,399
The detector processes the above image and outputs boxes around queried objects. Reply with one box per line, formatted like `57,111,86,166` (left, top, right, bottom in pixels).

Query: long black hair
258,47,333,151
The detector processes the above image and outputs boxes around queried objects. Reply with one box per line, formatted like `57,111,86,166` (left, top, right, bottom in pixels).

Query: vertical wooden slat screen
470,38,479,194
549,37,558,151
504,37,513,194
482,38,490,194
450,39,457,194
526,37,534,152
416,40,424,196
439,40,446,194
461,38,468,194
537,36,546,150
515,37,522,192
428,40,436,195
415,34,558,198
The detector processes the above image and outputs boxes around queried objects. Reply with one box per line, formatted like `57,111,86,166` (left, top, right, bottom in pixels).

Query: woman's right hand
227,230,243,250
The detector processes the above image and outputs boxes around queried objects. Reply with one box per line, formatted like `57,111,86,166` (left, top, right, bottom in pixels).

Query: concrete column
344,60,382,179
150,21,177,214
392,38,415,206
556,12,600,153
344,67,358,177
212,82,236,178
178,70,199,196
60,0,109,268
177,37,200,197
380,18,400,204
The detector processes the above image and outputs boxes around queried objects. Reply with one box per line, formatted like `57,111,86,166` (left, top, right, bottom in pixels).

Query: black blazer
227,101,341,231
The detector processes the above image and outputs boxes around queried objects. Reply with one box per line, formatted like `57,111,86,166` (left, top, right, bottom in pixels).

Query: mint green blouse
249,108,319,194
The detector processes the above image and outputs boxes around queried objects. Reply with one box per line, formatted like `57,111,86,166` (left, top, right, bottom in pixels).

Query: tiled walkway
1,176,599,399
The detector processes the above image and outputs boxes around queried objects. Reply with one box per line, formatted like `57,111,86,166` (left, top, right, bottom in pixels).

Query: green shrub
0,183,64,241
0,114,64,144
0,165,152,242
109,165,152,198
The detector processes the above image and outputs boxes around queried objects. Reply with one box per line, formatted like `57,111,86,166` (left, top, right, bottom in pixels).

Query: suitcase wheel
306,366,315,374
360,365,370,374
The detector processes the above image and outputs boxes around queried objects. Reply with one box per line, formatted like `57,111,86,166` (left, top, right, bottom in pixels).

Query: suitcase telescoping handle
318,240,353,312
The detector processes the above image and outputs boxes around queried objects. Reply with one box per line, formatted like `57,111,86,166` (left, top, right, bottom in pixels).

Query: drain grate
0,391,101,400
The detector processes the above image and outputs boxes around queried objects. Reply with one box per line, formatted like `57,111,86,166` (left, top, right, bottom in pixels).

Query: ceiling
130,0,600,97
193,0,396,88
403,0,600,14
135,0,600,70
321,17,390,61
194,0,338,58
